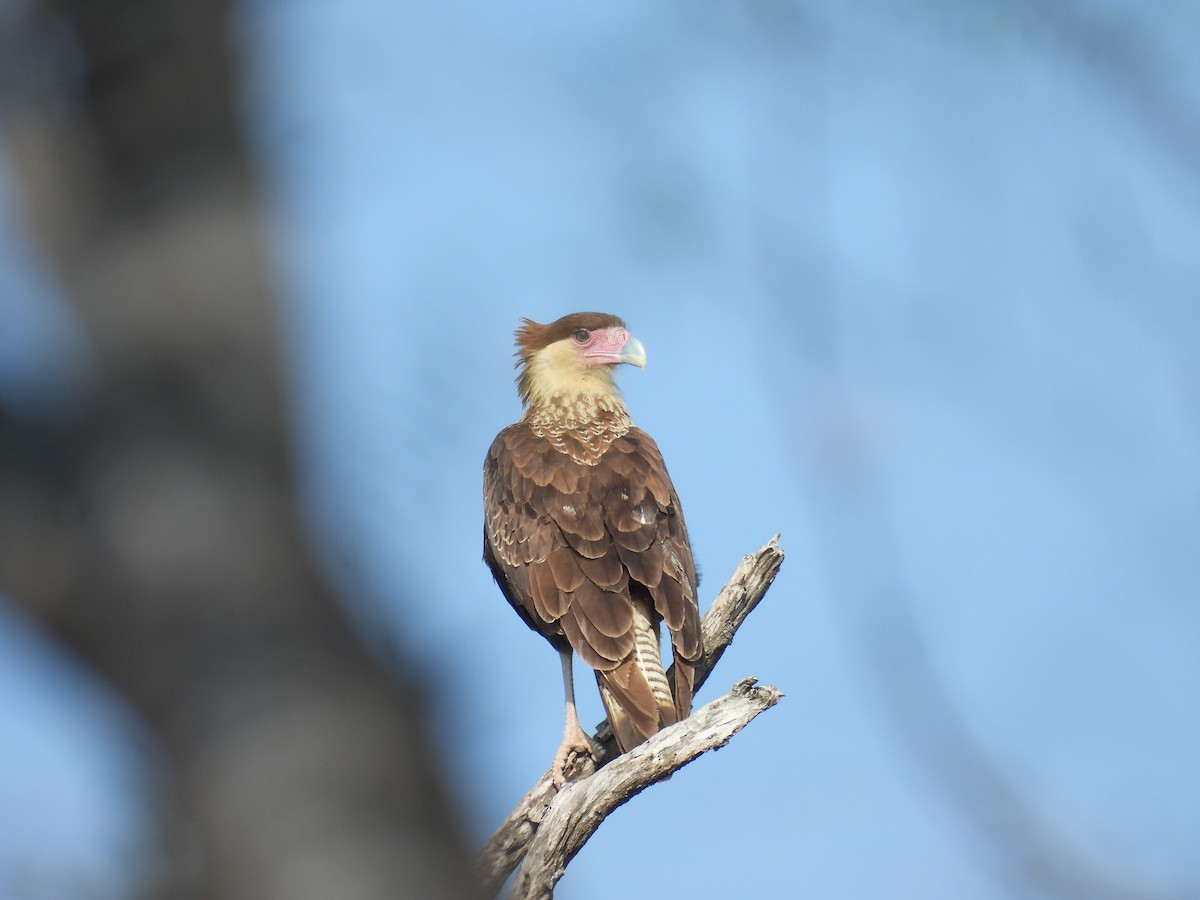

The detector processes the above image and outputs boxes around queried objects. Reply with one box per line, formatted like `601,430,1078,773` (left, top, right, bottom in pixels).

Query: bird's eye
572,328,590,343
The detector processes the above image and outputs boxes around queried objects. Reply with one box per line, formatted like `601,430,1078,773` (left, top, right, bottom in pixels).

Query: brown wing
484,423,576,654
483,421,702,747
607,427,702,724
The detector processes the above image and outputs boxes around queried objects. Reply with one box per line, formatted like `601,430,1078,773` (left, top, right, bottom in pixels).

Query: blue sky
1,2,1199,898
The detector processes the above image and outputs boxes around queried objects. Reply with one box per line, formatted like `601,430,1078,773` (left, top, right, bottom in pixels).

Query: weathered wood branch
680,532,784,688
476,535,784,898
513,678,783,900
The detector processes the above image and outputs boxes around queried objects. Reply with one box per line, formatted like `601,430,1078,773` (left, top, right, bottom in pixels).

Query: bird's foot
552,732,597,787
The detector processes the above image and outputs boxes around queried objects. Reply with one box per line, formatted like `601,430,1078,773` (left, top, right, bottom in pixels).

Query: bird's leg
552,649,596,786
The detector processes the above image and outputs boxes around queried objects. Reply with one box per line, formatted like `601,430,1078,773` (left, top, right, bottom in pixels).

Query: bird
483,312,702,784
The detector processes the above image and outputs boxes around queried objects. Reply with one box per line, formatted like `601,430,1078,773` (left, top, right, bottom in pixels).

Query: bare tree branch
476,536,784,898
512,678,783,900
685,532,785,687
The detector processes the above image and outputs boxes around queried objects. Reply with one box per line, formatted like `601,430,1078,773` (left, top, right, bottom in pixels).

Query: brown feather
547,545,585,592
607,487,657,535
559,601,631,671
673,659,696,719
610,522,657,553
614,537,664,587
651,572,685,630
674,602,702,662
572,578,633,639
574,546,626,589
561,528,611,560
596,678,644,753
548,489,606,541
568,580,634,663
528,557,568,622
557,607,604,668
597,657,661,745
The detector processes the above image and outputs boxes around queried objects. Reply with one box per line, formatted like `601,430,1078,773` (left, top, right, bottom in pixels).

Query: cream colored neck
521,341,626,413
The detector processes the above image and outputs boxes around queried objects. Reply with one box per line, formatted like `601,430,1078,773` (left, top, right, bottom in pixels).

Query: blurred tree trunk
0,2,476,897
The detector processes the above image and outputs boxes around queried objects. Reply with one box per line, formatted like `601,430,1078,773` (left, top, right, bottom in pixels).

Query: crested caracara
483,312,702,783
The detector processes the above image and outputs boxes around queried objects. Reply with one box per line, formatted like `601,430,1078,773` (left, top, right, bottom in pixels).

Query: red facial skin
573,326,646,368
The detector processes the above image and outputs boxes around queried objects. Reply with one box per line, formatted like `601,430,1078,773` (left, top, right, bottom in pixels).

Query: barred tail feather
596,598,677,752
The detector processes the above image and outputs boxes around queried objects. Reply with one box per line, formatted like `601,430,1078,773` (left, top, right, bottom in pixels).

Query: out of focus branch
998,0,1200,180
0,3,476,897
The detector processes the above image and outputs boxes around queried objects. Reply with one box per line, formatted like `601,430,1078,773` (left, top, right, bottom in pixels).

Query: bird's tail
596,597,679,752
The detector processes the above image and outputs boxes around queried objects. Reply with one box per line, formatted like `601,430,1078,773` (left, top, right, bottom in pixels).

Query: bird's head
514,312,646,408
